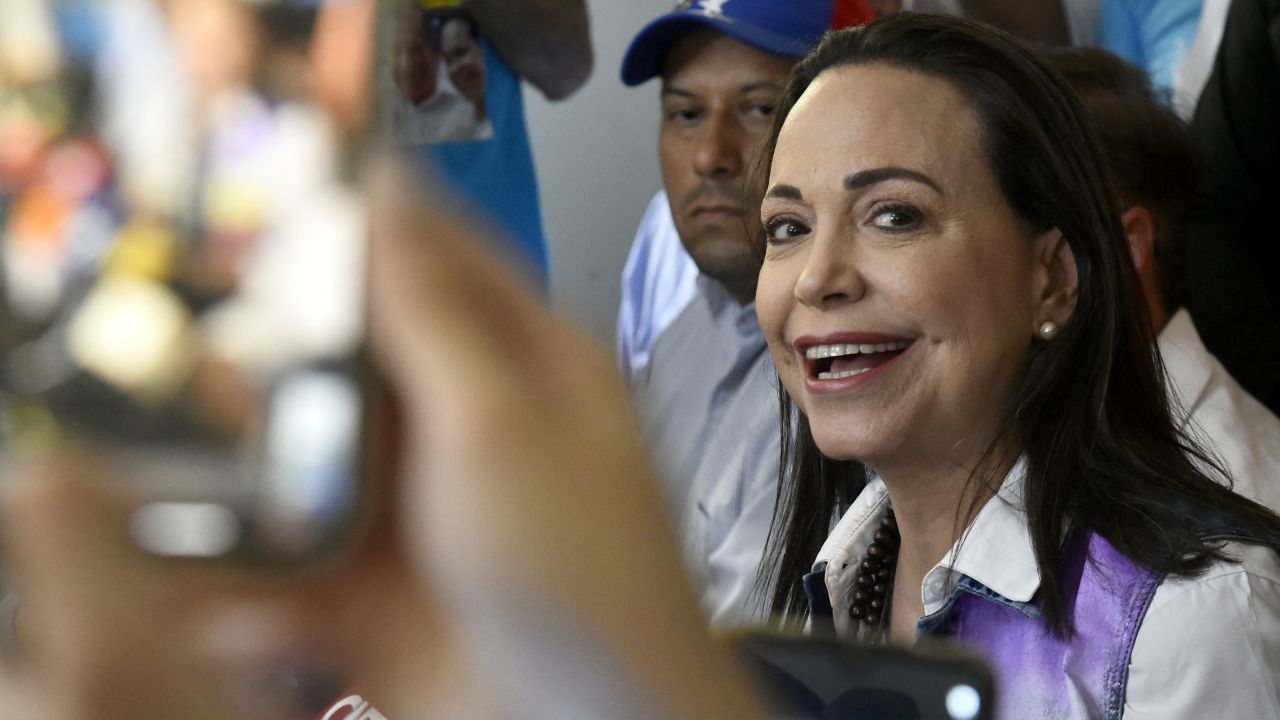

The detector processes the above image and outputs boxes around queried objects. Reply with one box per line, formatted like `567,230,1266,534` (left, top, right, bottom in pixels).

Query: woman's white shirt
815,467,1280,717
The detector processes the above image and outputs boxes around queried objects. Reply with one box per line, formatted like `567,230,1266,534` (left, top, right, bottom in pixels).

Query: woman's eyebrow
844,166,943,195
763,184,804,201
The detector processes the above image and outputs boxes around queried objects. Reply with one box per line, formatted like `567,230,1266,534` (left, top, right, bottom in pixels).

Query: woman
754,13,1280,718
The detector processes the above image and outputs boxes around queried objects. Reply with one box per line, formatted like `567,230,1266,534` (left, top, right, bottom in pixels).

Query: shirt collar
695,274,764,345
814,458,1042,631
815,475,889,578
1158,308,1212,428
938,457,1040,610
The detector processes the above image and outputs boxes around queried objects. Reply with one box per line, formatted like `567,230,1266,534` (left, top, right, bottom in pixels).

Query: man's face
392,9,439,104
659,29,792,304
441,17,485,110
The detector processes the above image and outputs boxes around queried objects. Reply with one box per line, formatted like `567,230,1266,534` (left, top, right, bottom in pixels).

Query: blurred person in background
1170,0,1230,118
1048,44,1280,510
387,0,482,144
1179,0,1280,417
887,0,1210,97
382,0,593,290
616,0,875,628
895,0,1073,43
0,0,359,449
1096,0,1204,93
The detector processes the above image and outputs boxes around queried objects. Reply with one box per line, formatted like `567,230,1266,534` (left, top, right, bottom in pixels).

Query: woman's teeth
818,366,875,380
806,340,910,381
804,340,909,360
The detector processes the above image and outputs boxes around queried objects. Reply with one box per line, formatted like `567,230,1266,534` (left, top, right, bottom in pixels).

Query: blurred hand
310,0,376,131
0,158,766,719
0,438,479,719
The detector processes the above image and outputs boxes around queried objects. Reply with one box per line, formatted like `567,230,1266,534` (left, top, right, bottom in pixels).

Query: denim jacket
807,465,1162,720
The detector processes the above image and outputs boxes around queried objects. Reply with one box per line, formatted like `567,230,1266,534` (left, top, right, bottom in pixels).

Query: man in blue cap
619,0,874,627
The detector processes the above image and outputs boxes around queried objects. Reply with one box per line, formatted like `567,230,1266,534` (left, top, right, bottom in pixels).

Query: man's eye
764,218,809,243
665,107,701,123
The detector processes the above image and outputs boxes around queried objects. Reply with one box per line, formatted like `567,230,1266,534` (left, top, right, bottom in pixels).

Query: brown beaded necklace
848,507,899,636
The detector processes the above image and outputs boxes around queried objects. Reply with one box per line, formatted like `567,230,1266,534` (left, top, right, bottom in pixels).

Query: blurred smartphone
0,0,374,566
739,632,996,720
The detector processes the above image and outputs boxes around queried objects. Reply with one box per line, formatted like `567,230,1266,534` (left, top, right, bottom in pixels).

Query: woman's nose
794,237,866,309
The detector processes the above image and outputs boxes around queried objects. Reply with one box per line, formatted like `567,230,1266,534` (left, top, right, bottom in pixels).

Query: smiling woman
751,13,1280,719
759,64,1069,474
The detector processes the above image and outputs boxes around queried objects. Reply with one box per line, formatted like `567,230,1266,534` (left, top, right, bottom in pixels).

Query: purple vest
927,533,1161,720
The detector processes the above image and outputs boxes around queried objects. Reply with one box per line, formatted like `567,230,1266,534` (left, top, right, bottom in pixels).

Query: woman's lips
794,333,914,391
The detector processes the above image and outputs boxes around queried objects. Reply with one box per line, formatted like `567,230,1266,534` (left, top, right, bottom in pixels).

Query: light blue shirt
631,274,779,627
616,191,701,388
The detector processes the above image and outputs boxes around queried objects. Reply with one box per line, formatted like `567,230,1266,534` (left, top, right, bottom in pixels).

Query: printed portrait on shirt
387,0,493,145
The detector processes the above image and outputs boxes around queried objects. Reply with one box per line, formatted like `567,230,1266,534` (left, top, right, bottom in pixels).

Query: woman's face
757,64,1065,471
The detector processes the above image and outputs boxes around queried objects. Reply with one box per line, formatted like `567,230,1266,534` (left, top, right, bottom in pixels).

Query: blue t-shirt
420,41,548,287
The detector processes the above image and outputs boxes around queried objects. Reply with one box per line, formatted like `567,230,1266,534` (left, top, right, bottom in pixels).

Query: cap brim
620,13,814,86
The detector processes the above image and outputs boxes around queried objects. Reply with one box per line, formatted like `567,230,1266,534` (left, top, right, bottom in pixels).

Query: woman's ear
1031,227,1079,330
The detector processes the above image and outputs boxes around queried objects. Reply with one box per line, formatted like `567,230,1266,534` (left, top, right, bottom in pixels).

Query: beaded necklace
847,507,900,638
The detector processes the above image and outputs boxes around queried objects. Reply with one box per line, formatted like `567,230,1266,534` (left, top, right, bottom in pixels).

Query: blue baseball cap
621,0,876,86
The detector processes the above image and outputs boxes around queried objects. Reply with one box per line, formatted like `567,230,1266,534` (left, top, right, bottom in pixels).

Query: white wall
523,0,673,341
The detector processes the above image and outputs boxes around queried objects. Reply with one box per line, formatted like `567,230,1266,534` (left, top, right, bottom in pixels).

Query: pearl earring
1038,320,1059,340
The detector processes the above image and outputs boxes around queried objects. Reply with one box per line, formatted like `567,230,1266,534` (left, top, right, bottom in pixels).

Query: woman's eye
764,218,809,243
870,204,920,231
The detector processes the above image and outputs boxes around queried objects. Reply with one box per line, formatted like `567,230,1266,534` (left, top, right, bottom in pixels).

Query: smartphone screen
0,0,367,565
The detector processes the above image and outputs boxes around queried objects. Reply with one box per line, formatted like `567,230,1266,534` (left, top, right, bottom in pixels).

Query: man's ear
1120,205,1156,276
1031,227,1079,329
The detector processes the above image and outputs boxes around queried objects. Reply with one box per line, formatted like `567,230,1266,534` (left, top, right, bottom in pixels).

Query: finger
0,452,137,660
361,159,766,718
363,158,566,426
310,0,376,130
0,454,207,717
0,453,322,719
361,158,676,602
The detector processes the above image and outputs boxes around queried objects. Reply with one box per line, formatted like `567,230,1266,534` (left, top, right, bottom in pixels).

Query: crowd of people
0,0,1278,717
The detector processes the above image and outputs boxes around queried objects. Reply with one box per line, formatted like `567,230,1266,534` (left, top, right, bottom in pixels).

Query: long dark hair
754,13,1280,632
